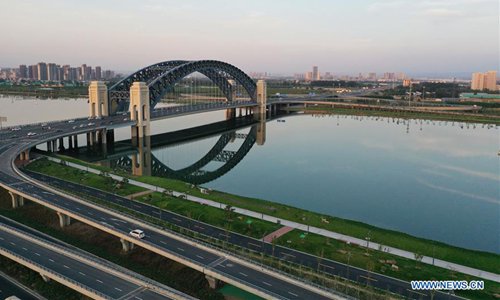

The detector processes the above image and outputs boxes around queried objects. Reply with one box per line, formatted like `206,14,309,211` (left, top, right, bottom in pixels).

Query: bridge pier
254,80,267,121
56,212,71,228
129,82,151,146
132,136,151,176
256,119,266,146
9,191,24,208
68,135,73,150
46,141,52,152
225,108,236,120
52,140,57,152
19,149,30,161
205,275,220,289
89,81,109,118
120,238,135,252
58,138,65,151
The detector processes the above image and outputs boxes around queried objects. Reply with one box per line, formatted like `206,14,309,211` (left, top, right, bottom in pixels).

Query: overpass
0,60,346,299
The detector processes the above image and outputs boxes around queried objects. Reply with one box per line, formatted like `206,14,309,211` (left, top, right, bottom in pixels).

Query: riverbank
291,106,500,124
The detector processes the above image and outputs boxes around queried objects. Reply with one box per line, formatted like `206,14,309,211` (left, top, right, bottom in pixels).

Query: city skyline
0,0,498,75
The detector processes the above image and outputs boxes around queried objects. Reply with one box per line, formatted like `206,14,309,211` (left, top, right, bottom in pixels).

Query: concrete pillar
225,108,236,120
129,82,151,144
56,212,71,228
120,238,135,252
254,80,267,120
9,192,24,208
52,140,57,152
205,275,219,289
89,81,109,118
68,136,73,150
58,138,65,151
40,274,51,282
46,141,52,152
73,135,78,149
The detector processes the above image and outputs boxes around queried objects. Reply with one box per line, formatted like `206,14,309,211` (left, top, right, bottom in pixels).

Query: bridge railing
0,116,89,132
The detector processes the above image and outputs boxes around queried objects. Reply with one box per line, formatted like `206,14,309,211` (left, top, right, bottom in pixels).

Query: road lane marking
172,217,182,222
177,247,185,252
288,291,299,297
248,242,261,248
96,279,103,284
88,212,93,216
63,265,70,269
22,247,27,251
160,241,167,245
134,297,143,300
406,289,427,297
49,259,55,263
196,255,205,260
79,272,86,276
115,287,122,292
238,272,248,277
360,275,377,282
9,242,15,246
76,207,81,211
262,281,272,287
34,252,41,256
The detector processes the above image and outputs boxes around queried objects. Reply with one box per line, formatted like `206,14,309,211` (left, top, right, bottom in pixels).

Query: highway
0,270,42,300
0,220,191,300
25,169,465,300
0,110,340,299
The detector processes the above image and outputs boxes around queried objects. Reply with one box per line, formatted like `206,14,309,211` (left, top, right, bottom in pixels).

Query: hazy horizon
1,0,498,75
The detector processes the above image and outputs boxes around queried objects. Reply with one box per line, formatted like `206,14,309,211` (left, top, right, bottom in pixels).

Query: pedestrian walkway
263,226,294,243
46,156,500,283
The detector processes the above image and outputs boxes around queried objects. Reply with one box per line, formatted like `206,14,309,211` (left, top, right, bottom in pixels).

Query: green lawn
275,230,500,300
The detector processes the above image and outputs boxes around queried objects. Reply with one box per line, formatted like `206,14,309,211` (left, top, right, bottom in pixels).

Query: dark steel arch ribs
108,60,257,113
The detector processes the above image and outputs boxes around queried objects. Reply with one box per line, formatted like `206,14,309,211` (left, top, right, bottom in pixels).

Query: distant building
95,66,102,80
37,62,48,80
305,71,313,82
402,79,412,87
18,65,27,78
29,65,38,80
47,63,58,81
312,66,319,81
368,72,377,80
471,71,497,91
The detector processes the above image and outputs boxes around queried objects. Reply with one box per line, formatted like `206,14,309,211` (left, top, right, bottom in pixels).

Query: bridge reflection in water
96,116,267,185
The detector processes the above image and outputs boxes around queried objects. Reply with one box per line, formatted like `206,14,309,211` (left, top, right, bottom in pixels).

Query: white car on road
129,229,145,239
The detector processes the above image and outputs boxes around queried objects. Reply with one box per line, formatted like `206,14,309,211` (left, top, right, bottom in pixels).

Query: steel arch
108,60,257,113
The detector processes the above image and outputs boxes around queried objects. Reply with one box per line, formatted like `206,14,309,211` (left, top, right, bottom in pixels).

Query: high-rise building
95,66,102,80
18,65,28,78
312,66,319,81
471,71,497,91
29,65,38,80
37,62,48,80
368,72,377,80
47,63,58,81
305,71,313,82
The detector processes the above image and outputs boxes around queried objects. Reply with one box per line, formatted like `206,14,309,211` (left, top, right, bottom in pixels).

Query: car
79,124,85,128
27,132,37,136
129,229,145,239
88,122,95,126
11,127,21,131
67,119,75,123
41,123,48,127
72,126,77,129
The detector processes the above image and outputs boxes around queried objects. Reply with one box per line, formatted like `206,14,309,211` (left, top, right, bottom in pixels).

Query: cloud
423,8,464,17
417,178,500,205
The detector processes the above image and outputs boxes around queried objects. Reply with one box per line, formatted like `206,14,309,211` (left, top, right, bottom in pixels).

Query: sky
0,0,498,75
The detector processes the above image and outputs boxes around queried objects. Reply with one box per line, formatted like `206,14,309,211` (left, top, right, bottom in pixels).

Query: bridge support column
56,212,71,228
205,275,219,289
225,108,236,120
129,82,151,146
256,119,266,146
40,274,51,282
58,138,65,151
9,192,24,208
254,80,267,121
19,149,30,161
73,135,79,149
132,136,151,176
120,238,135,252
68,136,73,150
89,81,109,118
46,141,52,152
52,140,57,152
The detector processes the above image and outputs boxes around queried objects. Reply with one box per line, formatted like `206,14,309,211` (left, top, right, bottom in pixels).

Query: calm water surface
2,96,499,253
